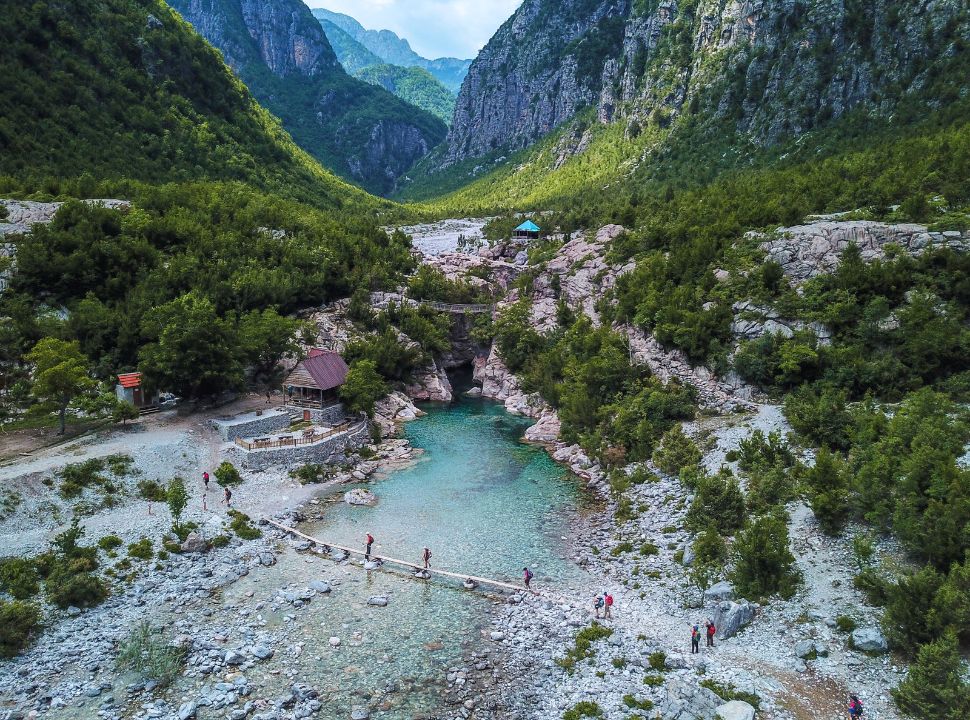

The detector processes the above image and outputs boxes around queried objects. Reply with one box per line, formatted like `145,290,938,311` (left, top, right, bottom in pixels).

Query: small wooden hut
284,349,350,408
115,372,158,410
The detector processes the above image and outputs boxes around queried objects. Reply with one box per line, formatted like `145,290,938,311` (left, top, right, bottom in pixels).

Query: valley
1,1,970,720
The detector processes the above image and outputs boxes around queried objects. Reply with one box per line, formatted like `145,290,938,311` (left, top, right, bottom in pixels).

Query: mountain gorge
441,0,969,169
168,0,446,195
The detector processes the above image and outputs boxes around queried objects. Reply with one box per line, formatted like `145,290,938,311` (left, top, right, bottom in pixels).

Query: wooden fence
234,421,354,451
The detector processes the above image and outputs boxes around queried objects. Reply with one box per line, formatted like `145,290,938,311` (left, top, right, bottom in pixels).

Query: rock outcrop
443,0,969,169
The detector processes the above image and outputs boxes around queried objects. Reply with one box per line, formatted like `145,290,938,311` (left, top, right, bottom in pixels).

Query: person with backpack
365,533,374,561
223,486,232,507
523,567,534,590
593,594,604,619
604,591,614,619
848,694,864,719
202,471,209,491
691,624,700,654
423,547,432,569
705,619,716,647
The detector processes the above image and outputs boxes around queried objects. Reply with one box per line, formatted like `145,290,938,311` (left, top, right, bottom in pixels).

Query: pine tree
892,630,970,720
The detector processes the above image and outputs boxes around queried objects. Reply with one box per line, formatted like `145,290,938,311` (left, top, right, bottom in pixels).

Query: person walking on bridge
365,532,374,560
423,547,432,569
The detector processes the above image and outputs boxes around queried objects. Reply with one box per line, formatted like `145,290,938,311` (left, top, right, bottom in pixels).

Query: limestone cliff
443,0,969,166
169,0,446,195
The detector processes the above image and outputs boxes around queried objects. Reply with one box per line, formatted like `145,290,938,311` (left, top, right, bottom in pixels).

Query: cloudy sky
305,1,521,60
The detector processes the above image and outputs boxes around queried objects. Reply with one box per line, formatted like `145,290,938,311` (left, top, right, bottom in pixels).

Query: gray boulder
713,601,756,640
367,595,389,607
704,581,734,603
258,552,276,567
178,702,197,720
224,649,246,665
351,707,370,720
715,700,756,720
851,627,888,653
180,531,207,554
250,644,273,660
309,580,332,594
681,544,695,567
794,639,817,660
659,678,721,720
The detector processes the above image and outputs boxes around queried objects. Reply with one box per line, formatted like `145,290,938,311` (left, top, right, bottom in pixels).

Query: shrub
291,464,326,484
642,674,664,686
210,534,231,548
836,615,857,633
883,565,945,657
745,463,795,513
699,679,761,709
783,385,852,451
45,566,108,609
556,623,613,673
891,630,970,719
214,461,242,487
692,527,727,566
0,558,40,600
97,535,123,551
115,620,186,688
0,601,41,658
622,696,653,711
737,430,795,472
562,702,603,720
166,477,188,531
611,542,634,557
640,543,659,557
854,567,890,606
802,448,851,535
137,480,167,501
652,425,701,476
686,469,746,534
731,514,800,600
127,538,153,560
647,651,667,671
228,510,262,540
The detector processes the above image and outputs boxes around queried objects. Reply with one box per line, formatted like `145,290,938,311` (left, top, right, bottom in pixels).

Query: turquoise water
224,396,588,719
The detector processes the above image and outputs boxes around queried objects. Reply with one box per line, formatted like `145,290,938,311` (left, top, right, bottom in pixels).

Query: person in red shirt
202,471,209,491
604,591,614,619
706,619,716,647
365,533,374,560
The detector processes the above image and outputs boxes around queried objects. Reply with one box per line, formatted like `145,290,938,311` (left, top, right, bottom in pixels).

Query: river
221,394,589,719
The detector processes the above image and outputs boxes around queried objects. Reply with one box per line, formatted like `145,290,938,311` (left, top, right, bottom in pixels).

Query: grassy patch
700,679,761,709
115,621,186,688
556,623,614,674
127,538,153,560
228,510,262,540
563,701,603,720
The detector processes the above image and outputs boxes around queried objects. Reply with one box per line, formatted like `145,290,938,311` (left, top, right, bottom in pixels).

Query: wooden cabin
284,349,350,408
513,220,541,240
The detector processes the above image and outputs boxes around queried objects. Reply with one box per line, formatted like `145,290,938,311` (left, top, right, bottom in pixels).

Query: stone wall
212,404,347,441
231,421,369,471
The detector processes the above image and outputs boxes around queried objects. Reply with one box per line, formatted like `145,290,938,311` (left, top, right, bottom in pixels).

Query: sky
305,1,521,60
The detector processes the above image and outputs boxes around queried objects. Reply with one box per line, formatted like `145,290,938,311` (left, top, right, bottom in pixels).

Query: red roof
288,350,349,391
117,372,142,389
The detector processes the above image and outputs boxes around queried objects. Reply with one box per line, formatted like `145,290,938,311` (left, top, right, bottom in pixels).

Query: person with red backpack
848,694,864,719
706,619,716,647
604,591,614,619
365,533,374,560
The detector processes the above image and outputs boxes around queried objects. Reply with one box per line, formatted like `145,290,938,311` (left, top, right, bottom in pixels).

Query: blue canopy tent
513,220,541,239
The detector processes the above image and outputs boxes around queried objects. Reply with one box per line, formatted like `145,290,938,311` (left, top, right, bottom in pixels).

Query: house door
303,410,311,422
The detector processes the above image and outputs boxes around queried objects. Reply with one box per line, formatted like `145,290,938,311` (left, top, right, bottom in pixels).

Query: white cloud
305,0,521,59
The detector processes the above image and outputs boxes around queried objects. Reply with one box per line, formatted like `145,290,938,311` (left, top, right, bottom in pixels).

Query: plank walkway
263,518,524,592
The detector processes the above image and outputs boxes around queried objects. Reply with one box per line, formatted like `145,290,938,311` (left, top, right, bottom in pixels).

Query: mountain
406,0,970,198
168,0,447,195
311,7,472,92
317,17,382,73
355,65,456,124
0,0,377,208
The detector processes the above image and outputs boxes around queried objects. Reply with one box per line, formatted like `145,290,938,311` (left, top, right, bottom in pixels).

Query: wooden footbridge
263,518,524,593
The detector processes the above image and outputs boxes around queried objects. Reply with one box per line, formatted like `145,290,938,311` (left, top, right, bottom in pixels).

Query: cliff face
169,0,446,195
444,0,969,166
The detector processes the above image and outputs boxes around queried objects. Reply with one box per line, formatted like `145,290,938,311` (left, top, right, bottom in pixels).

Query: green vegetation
685,469,746,535
0,558,40,600
892,631,970,720
115,620,186,688
355,64,456,124
98,535,123,552
651,425,701,476
127,537,153,561
556,623,613,674
214,462,243,488
731,513,800,600
228,510,262,540
562,702,603,720
646,651,667,671
39,519,109,610
0,601,42,658
699,679,761,709
340,360,388,417
166,478,188,532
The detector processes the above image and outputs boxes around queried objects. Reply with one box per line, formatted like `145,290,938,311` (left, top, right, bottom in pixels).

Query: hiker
593,594,604,619
147,500,153,516
706,619,716,647
691,624,700,654
202,471,209,491
423,547,432,569
523,567,534,590
223,486,232,507
265,390,271,404
848,694,864,719
604,591,614,619
365,532,374,560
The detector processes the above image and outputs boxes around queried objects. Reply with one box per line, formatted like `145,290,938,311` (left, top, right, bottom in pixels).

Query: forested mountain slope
168,0,446,196
311,7,472,92
0,0,377,209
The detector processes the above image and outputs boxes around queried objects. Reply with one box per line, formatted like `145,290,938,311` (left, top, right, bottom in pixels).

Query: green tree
25,338,96,434
883,565,946,656
166,477,189,532
339,360,388,417
237,308,300,383
112,399,139,426
731,513,800,599
686,469,747,534
891,631,970,720
802,448,850,535
139,293,243,399
652,424,701,476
